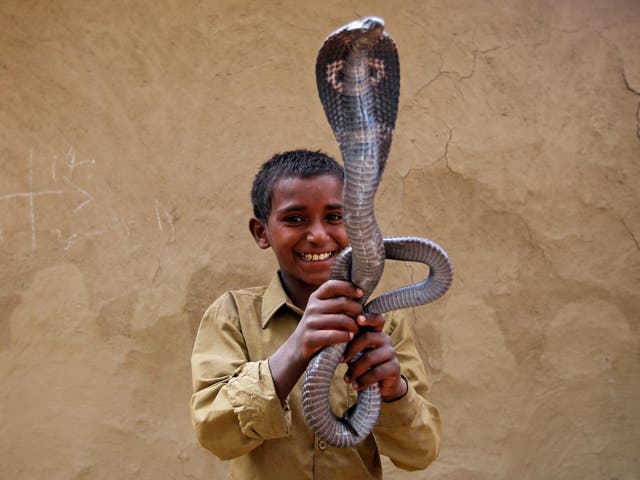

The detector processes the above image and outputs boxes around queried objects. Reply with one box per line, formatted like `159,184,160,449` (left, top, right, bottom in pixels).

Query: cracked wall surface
1,1,638,479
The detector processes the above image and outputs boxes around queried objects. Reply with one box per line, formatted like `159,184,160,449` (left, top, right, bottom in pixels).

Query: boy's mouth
297,251,334,262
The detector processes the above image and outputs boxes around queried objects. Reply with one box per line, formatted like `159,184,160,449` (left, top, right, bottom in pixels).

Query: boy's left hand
341,313,408,402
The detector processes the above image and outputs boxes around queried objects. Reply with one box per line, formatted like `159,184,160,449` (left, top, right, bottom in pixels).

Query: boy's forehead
272,174,343,192
271,175,343,206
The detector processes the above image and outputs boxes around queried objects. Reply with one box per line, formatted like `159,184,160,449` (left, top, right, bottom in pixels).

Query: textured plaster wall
1,1,638,479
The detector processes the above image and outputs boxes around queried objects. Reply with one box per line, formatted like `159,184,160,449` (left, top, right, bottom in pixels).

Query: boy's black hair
251,149,344,222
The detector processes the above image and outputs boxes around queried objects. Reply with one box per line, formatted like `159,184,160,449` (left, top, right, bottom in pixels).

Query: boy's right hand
294,279,364,361
269,279,364,403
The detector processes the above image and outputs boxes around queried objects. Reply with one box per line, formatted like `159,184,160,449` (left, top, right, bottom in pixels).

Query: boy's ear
249,217,271,249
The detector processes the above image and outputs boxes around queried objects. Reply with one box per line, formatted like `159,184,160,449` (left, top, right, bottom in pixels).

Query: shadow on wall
0,294,21,349
184,264,261,338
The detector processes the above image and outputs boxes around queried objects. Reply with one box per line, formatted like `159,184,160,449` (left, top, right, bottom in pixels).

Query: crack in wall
439,128,466,181
410,43,511,100
621,219,640,251
621,62,640,142
442,44,512,98
529,22,640,144
594,29,640,144
637,102,640,141
410,53,445,99
439,127,453,161
398,126,462,183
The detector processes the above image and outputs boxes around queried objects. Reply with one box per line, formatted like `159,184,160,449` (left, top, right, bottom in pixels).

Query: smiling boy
190,150,441,479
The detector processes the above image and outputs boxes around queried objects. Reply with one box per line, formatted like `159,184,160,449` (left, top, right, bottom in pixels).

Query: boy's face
250,174,349,296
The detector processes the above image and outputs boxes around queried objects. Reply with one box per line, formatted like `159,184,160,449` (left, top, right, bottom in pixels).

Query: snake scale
301,17,454,448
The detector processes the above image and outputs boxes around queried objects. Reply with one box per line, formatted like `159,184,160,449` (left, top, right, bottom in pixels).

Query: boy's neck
278,271,314,310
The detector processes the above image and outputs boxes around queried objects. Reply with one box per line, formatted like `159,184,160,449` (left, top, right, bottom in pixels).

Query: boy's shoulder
199,284,269,332
229,284,269,298
211,284,269,310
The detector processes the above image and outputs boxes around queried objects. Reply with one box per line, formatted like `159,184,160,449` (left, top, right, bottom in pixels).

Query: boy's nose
306,221,330,243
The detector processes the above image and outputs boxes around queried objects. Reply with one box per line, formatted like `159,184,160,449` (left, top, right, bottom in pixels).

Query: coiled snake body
301,17,454,448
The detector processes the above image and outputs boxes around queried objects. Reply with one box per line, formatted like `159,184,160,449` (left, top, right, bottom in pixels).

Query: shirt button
318,440,328,450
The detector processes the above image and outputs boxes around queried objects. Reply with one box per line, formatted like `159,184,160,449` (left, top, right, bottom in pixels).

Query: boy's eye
283,215,305,224
326,213,343,222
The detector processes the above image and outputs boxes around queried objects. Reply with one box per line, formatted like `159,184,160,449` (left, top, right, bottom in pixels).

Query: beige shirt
190,272,442,479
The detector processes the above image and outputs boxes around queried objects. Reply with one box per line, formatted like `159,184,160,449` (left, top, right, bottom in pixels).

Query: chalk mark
0,148,97,249
155,199,163,232
63,176,94,212
0,190,67,201
154,200,175,243
50,227,106,250
65,146,95,178
112,216,131,239
62,233,79,251
28,149,36,249
163,209,175,243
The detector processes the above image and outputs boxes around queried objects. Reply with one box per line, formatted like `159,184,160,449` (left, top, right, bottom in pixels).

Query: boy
190,150,441,479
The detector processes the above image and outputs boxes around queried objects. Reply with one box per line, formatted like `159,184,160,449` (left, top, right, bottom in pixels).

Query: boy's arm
190,293,290,460
372,311,442,471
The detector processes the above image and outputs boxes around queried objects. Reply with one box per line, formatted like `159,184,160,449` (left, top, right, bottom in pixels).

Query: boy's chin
300,269,332,288
307,272,331,286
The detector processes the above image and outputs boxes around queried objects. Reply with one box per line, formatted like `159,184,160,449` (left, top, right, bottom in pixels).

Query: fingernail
352,382,359,390
344,375,350,382
348,332,354,340
356,288,363,297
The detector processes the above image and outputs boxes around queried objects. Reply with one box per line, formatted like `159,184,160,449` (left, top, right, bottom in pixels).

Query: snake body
301,17,454,448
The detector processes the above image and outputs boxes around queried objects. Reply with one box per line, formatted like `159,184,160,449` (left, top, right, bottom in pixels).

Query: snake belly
301,17,454,448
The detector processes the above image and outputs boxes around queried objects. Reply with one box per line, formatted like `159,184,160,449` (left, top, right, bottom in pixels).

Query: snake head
341,16,385,48
325,16,385,51
316,16,400,156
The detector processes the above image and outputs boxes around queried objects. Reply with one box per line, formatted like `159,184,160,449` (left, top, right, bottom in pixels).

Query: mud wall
1,1,639,479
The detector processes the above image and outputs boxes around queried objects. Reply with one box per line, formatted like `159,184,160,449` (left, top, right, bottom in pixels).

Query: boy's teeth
301,252,331,261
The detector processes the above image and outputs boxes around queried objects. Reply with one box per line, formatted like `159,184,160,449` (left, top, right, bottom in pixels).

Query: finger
313,279,363,301
341,331,388,364
344,344,395,382
306,329,354,353
307,296,364,318
355,312,386,332
349,359,401,391
304,313,359,335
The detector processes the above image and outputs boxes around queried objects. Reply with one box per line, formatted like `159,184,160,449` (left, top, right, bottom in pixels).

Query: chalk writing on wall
155,199,176,243
0,148,176,250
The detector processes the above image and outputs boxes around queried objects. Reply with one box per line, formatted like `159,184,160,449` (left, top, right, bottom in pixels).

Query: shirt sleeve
190,292,292,460
372,310,442,471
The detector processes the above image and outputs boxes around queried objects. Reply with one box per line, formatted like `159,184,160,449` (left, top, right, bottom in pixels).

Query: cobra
300,17,454,448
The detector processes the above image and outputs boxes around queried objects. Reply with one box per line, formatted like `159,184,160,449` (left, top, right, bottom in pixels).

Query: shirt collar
261,271,304,328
